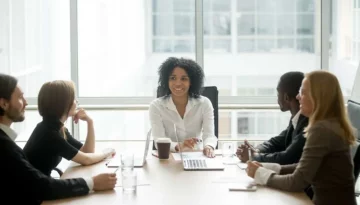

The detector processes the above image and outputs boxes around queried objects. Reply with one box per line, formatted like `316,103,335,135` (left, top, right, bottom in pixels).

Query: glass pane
296,38,314,52
153,15,173,36
153,39,172,52
211,14,231,35
297,0,315,12
78,0,195,97
0,0,71,97
212,0,231,12
219,111,231,138
204,14,211,35
237,15,255,35
258,88,276,96
174,40,194,52
237,0,255,12
212,40,231,52
207,1,319,97
277,0,295,13
204,76,232,96
238,39,255,52
77,110,292,141
174,0,193,12
174,15,192,36
236,110,290,139
204,38,211,50
297,14,314,35
79,111,150,141
237,88,256,96
257,15,275,35
277,15,294,35
257,0,276,12
329,2,359,97
257,39,275,51
278,39,294,50
152,0,171,12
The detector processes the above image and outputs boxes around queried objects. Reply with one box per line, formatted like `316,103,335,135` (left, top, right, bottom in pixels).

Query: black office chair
348,100,360,196
152,86,219,150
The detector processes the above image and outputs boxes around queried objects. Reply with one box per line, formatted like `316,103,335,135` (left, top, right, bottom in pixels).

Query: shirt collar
291,111,301,129
164,95,200,112
0,123,18,141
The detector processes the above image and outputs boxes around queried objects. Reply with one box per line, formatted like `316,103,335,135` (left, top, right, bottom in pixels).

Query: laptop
107,129,151,168
174,125,224,171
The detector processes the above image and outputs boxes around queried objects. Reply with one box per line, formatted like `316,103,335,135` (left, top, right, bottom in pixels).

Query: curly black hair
157,57,204,99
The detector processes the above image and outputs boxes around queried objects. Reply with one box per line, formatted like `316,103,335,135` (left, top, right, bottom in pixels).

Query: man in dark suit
0,74,117,204
236,71,309,165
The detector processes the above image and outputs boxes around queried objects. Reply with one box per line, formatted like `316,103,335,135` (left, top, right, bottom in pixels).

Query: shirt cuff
261,163,281,174
84,177,94,192
254,167,275,185
203,138,218,150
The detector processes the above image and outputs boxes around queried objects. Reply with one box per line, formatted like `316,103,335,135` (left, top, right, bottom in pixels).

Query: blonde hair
304,70,355,145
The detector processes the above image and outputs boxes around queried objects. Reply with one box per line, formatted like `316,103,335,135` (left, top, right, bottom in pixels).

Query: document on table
172,152,207,161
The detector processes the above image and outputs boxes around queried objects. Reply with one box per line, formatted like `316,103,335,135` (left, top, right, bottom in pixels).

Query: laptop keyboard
184,159,207,169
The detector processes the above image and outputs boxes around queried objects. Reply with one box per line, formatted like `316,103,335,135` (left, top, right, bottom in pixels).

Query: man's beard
6,105,25,122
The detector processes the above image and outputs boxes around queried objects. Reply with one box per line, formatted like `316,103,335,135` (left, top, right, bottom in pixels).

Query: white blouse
149,95,218,152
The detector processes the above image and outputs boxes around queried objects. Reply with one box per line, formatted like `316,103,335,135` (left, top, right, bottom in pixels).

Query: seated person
246,71,357,205
23,80,115,176
237,72,309,165
0,74,116,204
149,57,217,158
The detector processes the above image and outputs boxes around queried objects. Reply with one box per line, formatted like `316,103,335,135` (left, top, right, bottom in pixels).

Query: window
204,0,319,97
204,0,231,52
77,0,195,97
3,0,358,143
78,110,150,141
236,110,290,139
152,0,195,53
237,0,315,53
329,0,359,96
0,0,71,97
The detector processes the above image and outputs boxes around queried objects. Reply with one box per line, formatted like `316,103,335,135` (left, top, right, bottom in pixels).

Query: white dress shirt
0,123,94,191
149,95,218,152
253,163,281,185
291,111,301,129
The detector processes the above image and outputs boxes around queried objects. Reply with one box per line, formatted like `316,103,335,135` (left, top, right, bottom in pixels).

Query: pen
152,152,159,158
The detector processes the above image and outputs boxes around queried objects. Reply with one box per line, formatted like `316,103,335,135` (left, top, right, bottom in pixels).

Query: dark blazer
266,119,356,205
253,114,309,165
0,129,89,205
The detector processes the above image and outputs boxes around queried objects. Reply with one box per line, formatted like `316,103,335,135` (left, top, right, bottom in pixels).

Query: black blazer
0,129,89,205
253,114,309,165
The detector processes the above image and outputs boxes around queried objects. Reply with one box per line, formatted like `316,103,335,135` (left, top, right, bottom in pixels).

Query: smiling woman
149,57,218,158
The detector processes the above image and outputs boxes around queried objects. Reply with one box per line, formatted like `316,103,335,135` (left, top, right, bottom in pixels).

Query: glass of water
122,170,137,193
121,153,134,172
222,142,234,158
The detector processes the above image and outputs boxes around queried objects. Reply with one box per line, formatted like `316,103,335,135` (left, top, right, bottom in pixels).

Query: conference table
42,148,312,205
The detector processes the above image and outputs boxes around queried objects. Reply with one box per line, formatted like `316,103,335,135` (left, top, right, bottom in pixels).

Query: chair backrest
348,100,360,141
152,86,219,150
353,144,360,182
347,100,360,183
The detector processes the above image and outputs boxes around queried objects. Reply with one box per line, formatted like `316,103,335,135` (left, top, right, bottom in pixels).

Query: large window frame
18,0,336,141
